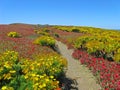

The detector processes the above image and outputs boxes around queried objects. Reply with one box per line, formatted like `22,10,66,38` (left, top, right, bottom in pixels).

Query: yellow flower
22,69,28,74
30,66,34,70
37,63,40,66
36,74,39,77
43,74,46,77
33,83,39,87
24,75,28,79
31,73,36,77
53,79,56,81
1,86,7,90
39,85,43,88
9,70,16,73
45,78,49,82
57,81,59,84
50,75,54,79
0,68,3,72
34,77,39,81
3,73,11,80
4,63,11,69
42,83,46,87
39,75,44,78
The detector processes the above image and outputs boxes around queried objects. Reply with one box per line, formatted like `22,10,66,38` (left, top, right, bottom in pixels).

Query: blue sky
0,0,120,29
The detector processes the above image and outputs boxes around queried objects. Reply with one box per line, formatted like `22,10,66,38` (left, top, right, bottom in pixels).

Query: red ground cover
72,49,120,90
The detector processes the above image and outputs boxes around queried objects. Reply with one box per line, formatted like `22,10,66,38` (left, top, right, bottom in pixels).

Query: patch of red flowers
0,24,54,59
72,49,120,90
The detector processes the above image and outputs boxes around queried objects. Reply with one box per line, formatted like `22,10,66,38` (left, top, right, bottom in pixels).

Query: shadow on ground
61,77,78,90
57,73,78,90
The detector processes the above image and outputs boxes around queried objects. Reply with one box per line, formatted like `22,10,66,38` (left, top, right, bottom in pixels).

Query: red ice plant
0,24,54,59
72,50,120,90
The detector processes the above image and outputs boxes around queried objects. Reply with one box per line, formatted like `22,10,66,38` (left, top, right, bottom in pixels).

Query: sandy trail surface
56,40,101,90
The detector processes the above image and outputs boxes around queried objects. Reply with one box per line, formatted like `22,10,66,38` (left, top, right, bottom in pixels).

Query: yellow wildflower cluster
74,32,120,62
0,51,67,89
21,53,67,89
113,48,120,62
54,26,120,62
7,31,20,37
34,27,50,36
1,86,14,90
33,36,55,47
0,51,18,81
25,73,59,89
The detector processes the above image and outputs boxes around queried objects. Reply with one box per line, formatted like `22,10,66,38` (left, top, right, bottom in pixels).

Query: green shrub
54,33,59,38
72,29,80,33
43,28,50,32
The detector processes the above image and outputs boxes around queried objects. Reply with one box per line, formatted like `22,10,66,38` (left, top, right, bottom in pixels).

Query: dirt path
56,40,101,90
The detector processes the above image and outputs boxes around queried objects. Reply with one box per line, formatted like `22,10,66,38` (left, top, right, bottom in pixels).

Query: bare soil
56,40,101,90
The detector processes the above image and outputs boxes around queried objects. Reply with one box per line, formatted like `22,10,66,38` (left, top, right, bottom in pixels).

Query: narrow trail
56,41,101,90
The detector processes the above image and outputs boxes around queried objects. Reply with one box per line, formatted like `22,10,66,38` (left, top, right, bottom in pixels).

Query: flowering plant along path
56,40,101,90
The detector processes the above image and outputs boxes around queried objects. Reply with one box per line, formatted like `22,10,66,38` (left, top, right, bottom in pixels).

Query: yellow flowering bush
24,73,59,89
74,35,120,61
34,27,50,36
1,86,14,90
0,51,19,81
34,36,56,47
113,48,120,62
85,40,104,53
0,51,26,89
7,32,20,38
74,36,90,48
0,51,67,90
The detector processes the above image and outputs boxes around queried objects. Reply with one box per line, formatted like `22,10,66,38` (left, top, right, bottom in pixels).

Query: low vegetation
33,36,55,47
0,24,120,89
7,32,20,38
0,51,67,90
